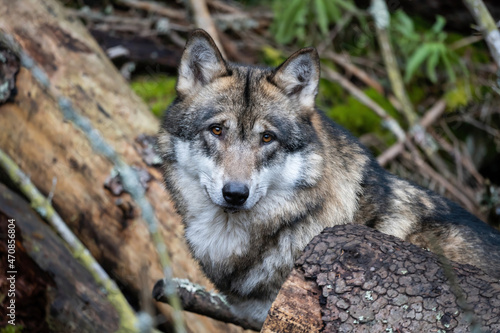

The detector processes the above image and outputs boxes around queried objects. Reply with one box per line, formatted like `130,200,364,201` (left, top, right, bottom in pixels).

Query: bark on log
0,0,245,332
262,224,500,332
0,182,120,332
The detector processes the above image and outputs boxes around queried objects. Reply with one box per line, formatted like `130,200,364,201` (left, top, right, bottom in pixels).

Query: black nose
222,182,249,206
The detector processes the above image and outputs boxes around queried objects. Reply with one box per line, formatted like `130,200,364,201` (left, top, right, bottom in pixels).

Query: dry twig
116,0,186,21
322,66,406,142
401,148,477,213
187,0,226,57
153,278,260,331
377,99,447,166
324,50,384,94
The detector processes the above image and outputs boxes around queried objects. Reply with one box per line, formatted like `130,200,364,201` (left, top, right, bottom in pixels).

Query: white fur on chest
184,202,251,264
172,147,251,263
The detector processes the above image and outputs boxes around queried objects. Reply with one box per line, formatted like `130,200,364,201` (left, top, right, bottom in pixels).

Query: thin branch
316,14,353,54
207,0,242,14
153,278,260,331
378,98,479,211
377,99,447,166
368,1,452,181
323,50,384,94
369,0,418,126
449,34,484,50
187,0,226,58
401,148,477,213
429,126,484,186
66,8,191,32
116,0,186,21
322,66,406,141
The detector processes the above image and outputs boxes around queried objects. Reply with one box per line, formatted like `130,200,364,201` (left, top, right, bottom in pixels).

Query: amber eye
211,126,222,136
262,133,274,144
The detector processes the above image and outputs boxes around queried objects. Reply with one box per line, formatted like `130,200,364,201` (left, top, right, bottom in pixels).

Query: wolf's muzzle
222,182,249,206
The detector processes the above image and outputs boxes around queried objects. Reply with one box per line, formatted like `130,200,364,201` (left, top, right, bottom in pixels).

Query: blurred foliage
270,0,359,46
322,84,399,145
391,11,467,83
1,326,23,333
260,45,286,67
131,75,177,117
444,80,473,110
267,0,493,128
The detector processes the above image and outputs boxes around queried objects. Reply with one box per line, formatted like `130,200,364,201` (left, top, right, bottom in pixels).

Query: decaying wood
0,48,19,104
261,270,323,333
0,183,120,332
0,145,142,331
0,0,245,332
262,224,500,332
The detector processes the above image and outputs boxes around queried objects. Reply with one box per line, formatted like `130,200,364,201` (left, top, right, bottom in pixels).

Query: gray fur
158,30,500,328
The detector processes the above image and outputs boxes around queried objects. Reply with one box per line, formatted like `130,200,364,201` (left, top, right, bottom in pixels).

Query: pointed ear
177,29,228,97
270,48,320,108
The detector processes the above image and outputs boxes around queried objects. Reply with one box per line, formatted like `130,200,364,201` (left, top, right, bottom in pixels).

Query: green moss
406,85,427,105
131,75,177,117
1,325,23,333
319,82,400,147
260,45,287,67
445,80,473,110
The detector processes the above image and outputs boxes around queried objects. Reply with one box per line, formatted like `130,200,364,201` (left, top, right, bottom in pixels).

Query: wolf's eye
262,133,274,144
211,126,223,136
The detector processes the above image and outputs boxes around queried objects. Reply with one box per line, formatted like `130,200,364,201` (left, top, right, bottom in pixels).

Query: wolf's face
159,30,324,215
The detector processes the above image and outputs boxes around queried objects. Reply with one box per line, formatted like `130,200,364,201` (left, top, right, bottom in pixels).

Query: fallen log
0,0,245,331
262,224,500,332
0,182,121,332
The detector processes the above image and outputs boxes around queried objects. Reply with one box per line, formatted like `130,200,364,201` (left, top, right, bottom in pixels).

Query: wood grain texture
0,0,245,331
262,270,323,333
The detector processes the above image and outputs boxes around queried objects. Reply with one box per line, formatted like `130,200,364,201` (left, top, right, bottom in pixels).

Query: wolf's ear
270,48,320,108
177,29,228,97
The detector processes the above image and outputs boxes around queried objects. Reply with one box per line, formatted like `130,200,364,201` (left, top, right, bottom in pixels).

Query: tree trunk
262,224,500,332
0,0,245,332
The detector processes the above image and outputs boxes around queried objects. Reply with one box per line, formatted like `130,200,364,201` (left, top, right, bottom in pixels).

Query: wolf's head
159,30,324,215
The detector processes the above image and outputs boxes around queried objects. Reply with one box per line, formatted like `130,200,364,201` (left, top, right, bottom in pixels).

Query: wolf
157,29,500,327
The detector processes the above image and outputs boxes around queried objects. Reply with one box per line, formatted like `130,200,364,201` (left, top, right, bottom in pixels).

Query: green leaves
315,0,329,35
404,43,448,83
272,0,307,45
392,11,466,83
271,0,357,46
